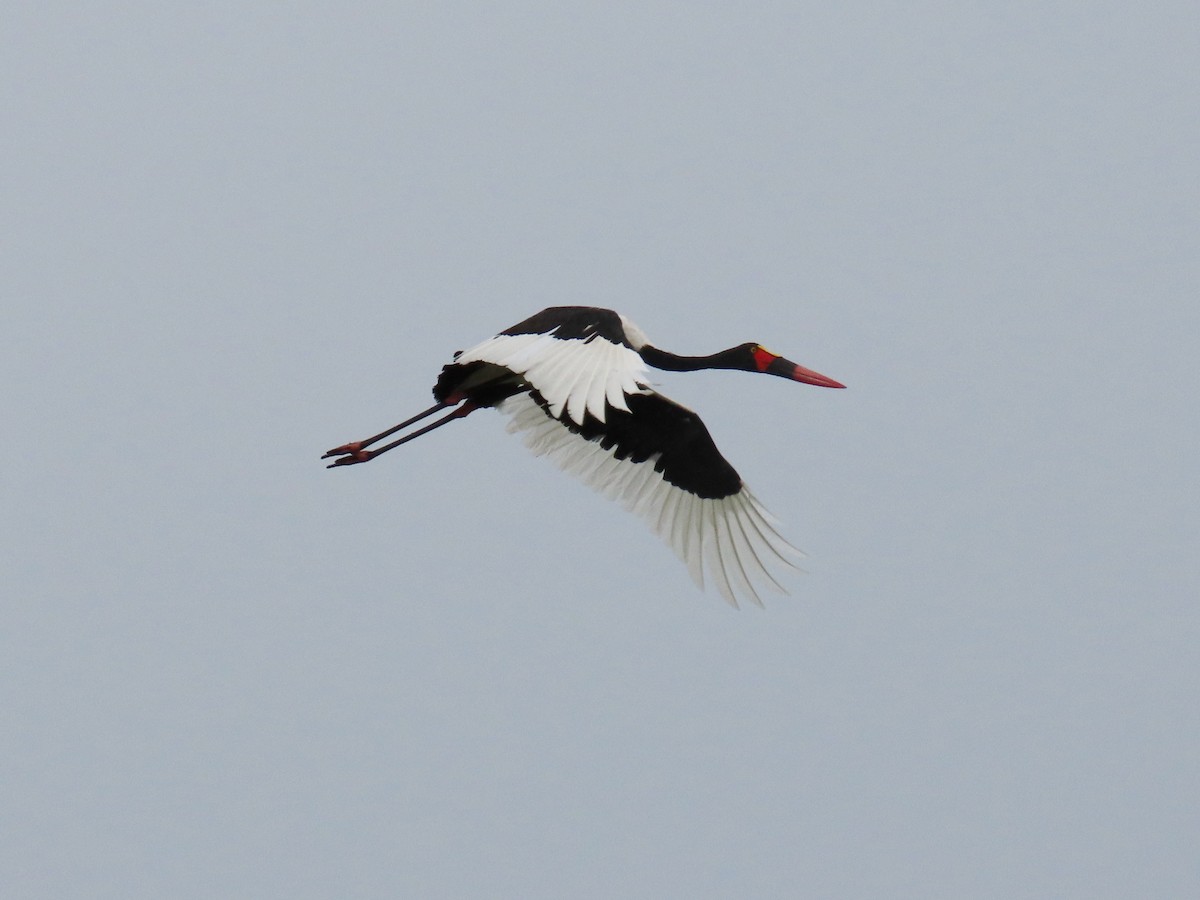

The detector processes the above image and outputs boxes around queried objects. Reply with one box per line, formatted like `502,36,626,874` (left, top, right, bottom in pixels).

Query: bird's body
324,306,844,607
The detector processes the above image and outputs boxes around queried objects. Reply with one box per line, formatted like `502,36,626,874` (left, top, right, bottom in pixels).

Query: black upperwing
500,306,632,347
535,388,743,501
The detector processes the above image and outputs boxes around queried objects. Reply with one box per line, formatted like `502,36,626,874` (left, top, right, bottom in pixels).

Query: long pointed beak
768,356,846,388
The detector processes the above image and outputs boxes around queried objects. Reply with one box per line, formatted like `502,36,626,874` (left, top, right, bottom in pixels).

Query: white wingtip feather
498,394,802,607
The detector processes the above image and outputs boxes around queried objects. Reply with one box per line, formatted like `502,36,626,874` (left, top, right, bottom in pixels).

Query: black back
501,307,633,347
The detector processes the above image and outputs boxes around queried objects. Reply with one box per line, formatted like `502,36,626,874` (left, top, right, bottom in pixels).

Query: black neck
639,345,744,373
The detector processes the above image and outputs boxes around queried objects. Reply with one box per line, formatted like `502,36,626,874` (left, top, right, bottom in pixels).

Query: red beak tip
791,365,846,389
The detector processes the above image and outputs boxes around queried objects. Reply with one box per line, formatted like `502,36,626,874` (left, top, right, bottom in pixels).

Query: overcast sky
4,3,1197,898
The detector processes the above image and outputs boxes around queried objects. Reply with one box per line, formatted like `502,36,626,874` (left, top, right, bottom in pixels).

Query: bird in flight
323,306,844,607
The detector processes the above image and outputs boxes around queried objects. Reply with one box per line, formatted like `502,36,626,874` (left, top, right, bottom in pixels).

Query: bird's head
741,343,846,388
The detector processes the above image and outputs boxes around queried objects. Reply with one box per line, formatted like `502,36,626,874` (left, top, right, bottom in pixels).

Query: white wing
498,393,804,608
454,332,647,426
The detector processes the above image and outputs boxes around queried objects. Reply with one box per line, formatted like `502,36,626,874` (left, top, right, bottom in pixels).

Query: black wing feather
534,389,743,500
500,307,631,346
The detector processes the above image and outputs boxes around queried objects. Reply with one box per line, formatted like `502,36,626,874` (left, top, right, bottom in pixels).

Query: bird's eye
750,345,780,373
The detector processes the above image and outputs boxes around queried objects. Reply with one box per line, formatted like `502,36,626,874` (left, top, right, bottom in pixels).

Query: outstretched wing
449,307,649,426
498,389,803,608
443,306,803,606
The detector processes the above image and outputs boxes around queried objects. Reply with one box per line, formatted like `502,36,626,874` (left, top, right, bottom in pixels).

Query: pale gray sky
4,3,1198,898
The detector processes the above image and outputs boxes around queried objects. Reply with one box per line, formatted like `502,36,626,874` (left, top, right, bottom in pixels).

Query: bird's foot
322,442,376,467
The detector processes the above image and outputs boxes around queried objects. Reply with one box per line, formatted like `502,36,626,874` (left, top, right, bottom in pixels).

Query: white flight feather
455,332,647,426
497,393,801,608
563,340,605,425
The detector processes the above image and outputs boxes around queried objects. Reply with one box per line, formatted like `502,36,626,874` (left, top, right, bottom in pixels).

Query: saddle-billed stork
323,306,844,607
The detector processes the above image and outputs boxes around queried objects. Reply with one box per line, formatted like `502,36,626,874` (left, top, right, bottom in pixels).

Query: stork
323,306,844,607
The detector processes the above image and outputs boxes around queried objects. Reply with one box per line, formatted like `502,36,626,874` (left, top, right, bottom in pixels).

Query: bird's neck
639,345,742,372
